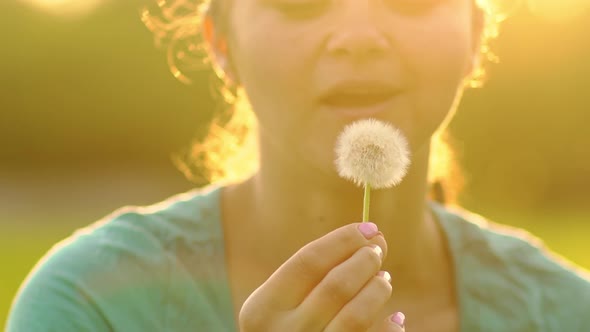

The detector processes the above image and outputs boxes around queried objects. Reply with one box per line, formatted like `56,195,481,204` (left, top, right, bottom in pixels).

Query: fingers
370,312,406,332
322,271,393,332
256,222,388,309
388,312,406,332
294,244,386,330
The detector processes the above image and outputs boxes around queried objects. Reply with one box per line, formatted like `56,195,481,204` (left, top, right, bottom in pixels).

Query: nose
326,2,390,61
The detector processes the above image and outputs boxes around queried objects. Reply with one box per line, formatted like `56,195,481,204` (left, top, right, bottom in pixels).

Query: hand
238,222,406,332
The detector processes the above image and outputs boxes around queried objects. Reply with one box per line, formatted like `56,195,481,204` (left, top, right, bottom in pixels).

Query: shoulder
93,184,224,251
433,203,590,330
7,186,229,331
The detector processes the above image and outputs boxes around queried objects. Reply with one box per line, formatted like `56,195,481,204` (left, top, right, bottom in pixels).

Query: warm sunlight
528,0,590,22
19,0,106,17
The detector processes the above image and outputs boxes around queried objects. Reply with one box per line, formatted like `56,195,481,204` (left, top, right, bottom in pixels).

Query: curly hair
141,0,503,204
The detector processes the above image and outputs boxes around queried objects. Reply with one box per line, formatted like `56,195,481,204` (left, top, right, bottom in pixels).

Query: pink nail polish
358,222,378,238
391,312,405,327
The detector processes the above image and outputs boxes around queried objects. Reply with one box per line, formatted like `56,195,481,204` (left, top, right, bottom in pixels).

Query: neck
222,139,450,297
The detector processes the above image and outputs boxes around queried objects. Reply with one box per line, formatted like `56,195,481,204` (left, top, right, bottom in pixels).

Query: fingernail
391,311,405,327
371,245,384,260
358,222,379,239
377,270,391,283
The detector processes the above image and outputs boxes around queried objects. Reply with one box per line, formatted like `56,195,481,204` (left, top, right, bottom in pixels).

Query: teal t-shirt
6,186,590,331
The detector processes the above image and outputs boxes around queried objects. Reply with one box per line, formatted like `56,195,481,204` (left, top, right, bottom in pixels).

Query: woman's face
224,0,479,176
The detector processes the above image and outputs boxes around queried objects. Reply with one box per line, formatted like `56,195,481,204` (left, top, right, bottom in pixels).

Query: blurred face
223,0,479,175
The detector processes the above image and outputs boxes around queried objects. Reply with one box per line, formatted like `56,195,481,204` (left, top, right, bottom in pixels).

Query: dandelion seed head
335,119,411,189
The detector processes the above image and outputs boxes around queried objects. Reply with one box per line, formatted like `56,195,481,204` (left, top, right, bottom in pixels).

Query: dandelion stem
363,183,371,222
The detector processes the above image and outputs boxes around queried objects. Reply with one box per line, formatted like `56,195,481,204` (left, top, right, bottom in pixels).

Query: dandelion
335,119,411,222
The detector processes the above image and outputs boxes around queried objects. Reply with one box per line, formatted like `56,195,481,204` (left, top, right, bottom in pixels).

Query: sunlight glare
528,0,590,22
20,0,106,17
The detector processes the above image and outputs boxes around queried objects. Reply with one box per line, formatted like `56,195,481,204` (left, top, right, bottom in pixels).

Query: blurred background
1,0,589,326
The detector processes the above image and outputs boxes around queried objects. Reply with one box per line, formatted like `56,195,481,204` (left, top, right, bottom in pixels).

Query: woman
7,0,590,331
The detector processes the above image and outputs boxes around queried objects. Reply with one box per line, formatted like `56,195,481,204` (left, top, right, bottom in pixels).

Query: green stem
363,183,371,222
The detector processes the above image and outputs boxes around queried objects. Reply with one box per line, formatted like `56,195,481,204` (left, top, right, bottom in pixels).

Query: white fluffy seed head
335,119,411,189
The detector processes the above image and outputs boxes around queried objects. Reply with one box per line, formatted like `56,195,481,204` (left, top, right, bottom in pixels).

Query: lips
320,91,394,108
317,81,400,118
318,82,399,108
